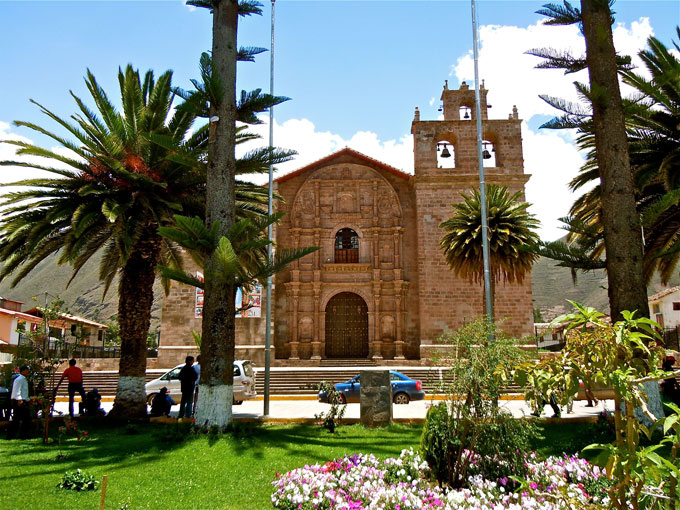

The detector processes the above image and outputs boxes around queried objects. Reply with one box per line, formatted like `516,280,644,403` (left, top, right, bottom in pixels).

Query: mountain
0,252,163,328
531,256,680,321
1,251,677,327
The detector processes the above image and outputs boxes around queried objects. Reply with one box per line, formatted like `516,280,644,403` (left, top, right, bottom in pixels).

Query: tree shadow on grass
0,421,424,485
0,420,200,482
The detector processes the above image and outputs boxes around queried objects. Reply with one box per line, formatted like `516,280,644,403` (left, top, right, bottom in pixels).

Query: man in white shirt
8,365,31,439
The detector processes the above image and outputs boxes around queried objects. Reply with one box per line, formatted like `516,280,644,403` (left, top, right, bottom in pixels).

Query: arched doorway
325,292,369,358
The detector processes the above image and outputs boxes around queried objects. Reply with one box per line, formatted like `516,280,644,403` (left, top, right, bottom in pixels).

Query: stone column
393,229,401,269
372,293,381,359
311,286,321,360
319,310,326,358
394,291,405,360
290,287,300,360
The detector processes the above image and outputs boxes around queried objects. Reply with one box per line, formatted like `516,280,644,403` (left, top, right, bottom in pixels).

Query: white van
145,360,256,405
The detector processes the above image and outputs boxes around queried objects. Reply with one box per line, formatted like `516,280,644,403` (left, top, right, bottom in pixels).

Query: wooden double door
325,292,369,358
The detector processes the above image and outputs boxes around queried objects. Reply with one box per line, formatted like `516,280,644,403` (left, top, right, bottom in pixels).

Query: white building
648,286,680,329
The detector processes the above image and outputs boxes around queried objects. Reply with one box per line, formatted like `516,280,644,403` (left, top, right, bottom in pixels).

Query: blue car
318,371,426,405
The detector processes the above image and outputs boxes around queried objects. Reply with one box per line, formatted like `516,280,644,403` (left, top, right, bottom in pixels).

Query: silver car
145,360,256,406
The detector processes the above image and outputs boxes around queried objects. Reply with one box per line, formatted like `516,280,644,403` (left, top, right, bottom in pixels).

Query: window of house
335,228,359,263
653,304,661,314
673,302,680,311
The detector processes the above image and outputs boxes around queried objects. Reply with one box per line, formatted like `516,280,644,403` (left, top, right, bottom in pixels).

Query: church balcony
321,263,373,283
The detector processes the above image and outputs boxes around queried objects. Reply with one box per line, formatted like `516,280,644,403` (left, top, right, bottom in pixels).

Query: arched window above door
335,228,359,263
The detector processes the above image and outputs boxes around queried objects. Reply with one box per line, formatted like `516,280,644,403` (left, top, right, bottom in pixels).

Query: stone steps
51,368,522,396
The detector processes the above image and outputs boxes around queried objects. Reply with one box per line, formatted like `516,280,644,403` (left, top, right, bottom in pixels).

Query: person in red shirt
55,358,86,417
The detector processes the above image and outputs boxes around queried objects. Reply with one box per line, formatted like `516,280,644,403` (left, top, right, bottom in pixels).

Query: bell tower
412,80,534,348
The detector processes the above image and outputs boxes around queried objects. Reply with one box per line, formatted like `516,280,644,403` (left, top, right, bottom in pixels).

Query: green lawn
0,421,611,510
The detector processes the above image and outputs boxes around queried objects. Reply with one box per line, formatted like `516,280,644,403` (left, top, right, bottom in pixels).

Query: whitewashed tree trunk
195,383,233,429
112,376,147,416
636,381,665,426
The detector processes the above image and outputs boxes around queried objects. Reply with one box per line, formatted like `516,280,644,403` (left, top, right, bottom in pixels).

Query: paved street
52,396,614,422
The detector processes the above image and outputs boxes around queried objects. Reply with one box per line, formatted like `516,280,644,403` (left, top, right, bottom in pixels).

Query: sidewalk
52,396,612,423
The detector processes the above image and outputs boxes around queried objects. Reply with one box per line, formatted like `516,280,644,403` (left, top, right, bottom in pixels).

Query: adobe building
158,81,534,367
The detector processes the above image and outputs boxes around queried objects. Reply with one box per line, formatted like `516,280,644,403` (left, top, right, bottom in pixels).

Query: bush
56,469,98,491
420,403,459,486
314,380,346,433
472,411,538,482
421,403,537,487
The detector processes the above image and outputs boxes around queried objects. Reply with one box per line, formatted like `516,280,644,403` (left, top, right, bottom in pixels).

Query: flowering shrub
271,449,610,509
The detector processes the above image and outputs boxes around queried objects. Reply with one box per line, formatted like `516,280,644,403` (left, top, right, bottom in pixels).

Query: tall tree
533,0,647,322
0,67,204,417
186,0,265,427
580,0,648,321
532,29,680,289
439,185,540,318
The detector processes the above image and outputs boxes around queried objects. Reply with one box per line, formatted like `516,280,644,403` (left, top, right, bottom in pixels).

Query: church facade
158,82,534,367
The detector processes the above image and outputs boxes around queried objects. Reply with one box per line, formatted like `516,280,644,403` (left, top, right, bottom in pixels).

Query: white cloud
0,122,73,204
238,117,414,185
451,17,654,240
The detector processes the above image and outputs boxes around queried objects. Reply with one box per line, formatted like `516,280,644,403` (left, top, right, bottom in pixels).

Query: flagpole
471,0,494,340
264,0,276,416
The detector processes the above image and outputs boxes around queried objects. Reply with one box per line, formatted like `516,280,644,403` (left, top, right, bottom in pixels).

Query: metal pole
264,0,276,417
471,0,494,340
44,291,49,355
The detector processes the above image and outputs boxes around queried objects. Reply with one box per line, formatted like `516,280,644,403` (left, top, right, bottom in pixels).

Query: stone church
158,82,534,367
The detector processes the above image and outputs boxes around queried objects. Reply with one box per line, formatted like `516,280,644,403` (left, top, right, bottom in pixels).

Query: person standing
7,365,31,439
55,358,86,417
192,355,201,416
178,356,197,418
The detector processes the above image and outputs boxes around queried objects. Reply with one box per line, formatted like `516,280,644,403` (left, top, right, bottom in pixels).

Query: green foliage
434,319,529,406
472,412,538,483
439,185,540,288
530,23,680,287
56,469,98,491
422,319,535,488
314,381,346,433
157,213,318,297
533,307,545,323
512,301,680,508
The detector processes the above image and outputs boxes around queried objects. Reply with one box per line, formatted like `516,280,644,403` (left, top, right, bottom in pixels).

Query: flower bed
271,449,610,510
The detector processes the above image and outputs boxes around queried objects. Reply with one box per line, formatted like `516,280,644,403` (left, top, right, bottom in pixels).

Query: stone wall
158,253,269,367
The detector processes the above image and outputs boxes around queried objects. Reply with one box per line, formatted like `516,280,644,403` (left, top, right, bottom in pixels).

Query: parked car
318,370,425,405
145,360,256,406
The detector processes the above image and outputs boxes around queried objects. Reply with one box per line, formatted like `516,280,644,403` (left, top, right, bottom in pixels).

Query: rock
360,370,392,427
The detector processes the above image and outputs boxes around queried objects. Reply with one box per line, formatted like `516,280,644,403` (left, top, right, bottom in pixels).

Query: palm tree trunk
196,0,239,429
109,224,162,418
581,0,648,322
581,0,663,422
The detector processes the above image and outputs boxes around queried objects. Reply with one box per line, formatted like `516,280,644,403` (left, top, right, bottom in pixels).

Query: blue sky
1,0,678,239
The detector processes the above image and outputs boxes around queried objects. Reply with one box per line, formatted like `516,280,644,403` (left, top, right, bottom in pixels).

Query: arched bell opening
436,140,456,169
481,140,496,167
459,105,472,121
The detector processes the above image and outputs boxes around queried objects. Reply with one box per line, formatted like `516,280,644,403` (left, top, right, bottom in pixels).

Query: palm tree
0,63,291,419
533,29,680,288
185,0,271,428
439,185,540,317
0,66,204,417
157,213,317,303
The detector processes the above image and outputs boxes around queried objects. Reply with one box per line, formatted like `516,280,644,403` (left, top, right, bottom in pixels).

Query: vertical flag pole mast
471,0,495,341
264,0,276,416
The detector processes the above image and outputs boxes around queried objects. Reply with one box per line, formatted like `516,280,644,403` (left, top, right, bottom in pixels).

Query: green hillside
0,252,163,327
531,256,680,320
1,251,677,327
